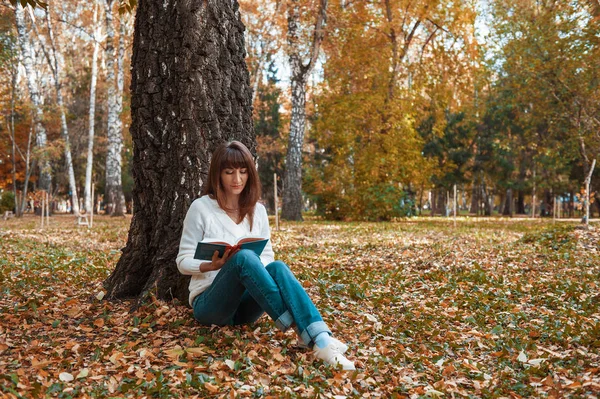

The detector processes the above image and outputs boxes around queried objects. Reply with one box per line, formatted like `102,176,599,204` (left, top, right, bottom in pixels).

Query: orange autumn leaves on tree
305,0,479,220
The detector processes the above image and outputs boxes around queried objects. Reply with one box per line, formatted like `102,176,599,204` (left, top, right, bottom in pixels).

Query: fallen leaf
205,382,220,393
59,372,74,382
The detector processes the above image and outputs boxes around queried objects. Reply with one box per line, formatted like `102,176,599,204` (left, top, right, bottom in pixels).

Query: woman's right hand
202,248,234,272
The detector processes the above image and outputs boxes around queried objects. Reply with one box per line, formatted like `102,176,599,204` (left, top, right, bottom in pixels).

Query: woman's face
220,167,248,200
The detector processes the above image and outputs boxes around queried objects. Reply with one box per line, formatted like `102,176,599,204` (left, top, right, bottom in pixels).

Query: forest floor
1,214,599,398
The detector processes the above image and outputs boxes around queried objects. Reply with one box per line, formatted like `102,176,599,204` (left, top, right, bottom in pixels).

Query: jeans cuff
274,310,294,331
300,321,331,347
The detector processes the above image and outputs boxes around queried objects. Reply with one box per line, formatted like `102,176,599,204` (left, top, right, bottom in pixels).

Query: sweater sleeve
176,200,206,275
258,204,275,265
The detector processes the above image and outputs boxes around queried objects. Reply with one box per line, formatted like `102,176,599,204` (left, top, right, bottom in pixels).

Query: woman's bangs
221,148,249,170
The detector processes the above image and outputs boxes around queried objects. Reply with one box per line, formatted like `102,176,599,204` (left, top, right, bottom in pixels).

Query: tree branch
304,0,328,75
25,5,56,78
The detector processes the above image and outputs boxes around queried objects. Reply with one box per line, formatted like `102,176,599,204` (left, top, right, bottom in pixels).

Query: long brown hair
202,141,261,229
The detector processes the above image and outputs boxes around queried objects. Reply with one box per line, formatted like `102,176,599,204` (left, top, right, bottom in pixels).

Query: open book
194,237,269,260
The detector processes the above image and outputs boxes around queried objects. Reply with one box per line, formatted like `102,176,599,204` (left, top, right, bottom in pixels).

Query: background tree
0,11,21,214
306,0,478,220
282,0,328,221
104,0,125,216
14,4,51,192
485,0,598,216
29,4,81,215
84,1,102,214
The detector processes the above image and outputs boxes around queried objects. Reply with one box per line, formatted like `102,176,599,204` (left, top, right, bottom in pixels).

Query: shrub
0,191,16,214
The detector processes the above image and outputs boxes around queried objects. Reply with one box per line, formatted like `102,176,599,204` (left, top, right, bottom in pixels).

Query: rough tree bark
14,5,51,191
281,0,328,221
104,0,254,303
104,0,125,216
85,2,101,214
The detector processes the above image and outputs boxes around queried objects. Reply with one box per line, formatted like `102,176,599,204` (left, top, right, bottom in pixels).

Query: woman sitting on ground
176,141,355,370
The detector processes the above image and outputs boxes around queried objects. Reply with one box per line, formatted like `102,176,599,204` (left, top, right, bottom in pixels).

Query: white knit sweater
176,195,275,305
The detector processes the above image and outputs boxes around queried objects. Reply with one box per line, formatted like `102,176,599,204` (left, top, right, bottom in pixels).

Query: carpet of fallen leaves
1,215,599,398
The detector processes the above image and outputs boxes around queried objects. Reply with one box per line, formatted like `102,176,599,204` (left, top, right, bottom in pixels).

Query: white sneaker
330,337,349,354
298,337,349,353
313,343,356,371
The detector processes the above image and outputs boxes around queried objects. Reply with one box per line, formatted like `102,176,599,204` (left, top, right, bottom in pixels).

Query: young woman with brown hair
176,141,355,370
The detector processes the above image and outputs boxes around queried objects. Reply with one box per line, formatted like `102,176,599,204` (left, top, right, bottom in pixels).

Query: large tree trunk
104,0,125,216
104,0,254,303
281,0,328,221
85,4,101,214
14,5,51,191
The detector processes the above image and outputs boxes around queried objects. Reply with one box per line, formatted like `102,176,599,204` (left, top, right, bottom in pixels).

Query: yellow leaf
76,368,89,379
225,359,236,370
204,382,220,393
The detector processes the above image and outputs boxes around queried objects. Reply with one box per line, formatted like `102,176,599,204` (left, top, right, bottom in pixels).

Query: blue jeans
192,249,330,346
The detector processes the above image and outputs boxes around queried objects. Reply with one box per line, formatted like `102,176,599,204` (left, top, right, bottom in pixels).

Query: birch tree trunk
104,0,254,302
282,0,327,221
115,14,127,211
42,6,80,215
85,3,101,214
14,5,51,191
104,0,125,216
9,56,18,216
20,125,35,215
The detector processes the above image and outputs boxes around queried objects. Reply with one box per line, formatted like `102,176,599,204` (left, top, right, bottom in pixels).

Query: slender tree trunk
104,0,254,302
42,6,80,215
104,0,125,216
470,182,479,214
569,190,574,218
9,61,18,216
85,3,101,214
14,5,51,191
282,73,307,220
115,14,127,213
483,185,492,216
282,0,328,221
517,190,525,214
502,188,513,216
20,122,35,215
432,188,446,216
